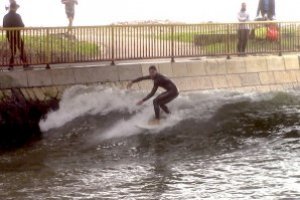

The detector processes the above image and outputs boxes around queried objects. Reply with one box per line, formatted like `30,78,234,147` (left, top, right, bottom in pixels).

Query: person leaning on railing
237,2,250,55
3,2,30,71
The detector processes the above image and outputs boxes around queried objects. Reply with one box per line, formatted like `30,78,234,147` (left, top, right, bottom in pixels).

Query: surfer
127,65,179,125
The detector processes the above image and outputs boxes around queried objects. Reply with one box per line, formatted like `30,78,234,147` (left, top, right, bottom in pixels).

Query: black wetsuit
132,73,179,119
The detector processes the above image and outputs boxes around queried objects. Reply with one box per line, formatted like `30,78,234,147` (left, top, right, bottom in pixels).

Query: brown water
1,87,300,199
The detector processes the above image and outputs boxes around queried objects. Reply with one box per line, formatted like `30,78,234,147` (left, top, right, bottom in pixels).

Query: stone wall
0,55,300,101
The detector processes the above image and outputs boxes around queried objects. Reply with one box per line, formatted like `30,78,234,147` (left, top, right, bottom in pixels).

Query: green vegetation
156,25,300,54
25,35,99,55
0,34,99,58
158,31,230,43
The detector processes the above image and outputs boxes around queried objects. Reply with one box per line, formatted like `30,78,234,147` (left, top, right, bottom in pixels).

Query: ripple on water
2,91,300,199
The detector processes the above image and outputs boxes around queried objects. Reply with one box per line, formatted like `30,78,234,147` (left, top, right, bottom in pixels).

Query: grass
157,24,300,43
158,31,231,43
156,26,300,54
26,36,99,56
0,34,100,58
199,38,300,55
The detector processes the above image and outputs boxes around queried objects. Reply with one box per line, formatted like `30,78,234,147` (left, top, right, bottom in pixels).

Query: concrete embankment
1,55,300,100
0,55,300,149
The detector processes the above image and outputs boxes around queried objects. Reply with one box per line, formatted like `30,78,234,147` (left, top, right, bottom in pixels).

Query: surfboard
135,119,164,130
135,123,160,130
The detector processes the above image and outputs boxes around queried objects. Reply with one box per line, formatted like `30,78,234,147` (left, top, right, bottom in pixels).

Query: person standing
3,2,29,70
237,2,250,55
61,0,78,33
257,0,276,20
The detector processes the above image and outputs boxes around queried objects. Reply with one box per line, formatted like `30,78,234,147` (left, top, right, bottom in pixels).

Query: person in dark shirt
3,2,29,70
127,65,179,124
257,0,275,20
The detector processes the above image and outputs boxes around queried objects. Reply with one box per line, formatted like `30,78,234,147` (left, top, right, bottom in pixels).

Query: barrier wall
0,55,300,101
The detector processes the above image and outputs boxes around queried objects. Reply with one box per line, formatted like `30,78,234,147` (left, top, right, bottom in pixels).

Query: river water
1,85,300,199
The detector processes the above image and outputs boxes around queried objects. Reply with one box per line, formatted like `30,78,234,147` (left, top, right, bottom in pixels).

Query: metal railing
0,21,300,68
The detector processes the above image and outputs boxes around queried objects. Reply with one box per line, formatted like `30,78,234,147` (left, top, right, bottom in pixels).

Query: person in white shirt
61,0,78,33
237,2,250,54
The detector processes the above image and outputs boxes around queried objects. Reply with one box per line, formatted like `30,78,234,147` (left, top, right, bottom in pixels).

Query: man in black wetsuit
127,65,179,124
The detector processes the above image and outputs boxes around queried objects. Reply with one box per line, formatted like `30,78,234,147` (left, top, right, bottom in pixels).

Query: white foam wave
39,85,141,132
40,85,273,141
92,91,258,141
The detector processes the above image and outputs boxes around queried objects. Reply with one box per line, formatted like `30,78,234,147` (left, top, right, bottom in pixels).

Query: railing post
111,25,115,65
226,24,231,59
171,25,175,63
45,28,51,69
278,22,282,56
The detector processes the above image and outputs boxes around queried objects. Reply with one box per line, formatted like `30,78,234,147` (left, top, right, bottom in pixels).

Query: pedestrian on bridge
237,2,250,55
62,0,78,34
3,2,29,71
257,0,276,20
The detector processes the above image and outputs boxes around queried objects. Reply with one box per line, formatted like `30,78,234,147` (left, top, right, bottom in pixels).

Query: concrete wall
1,55,300,101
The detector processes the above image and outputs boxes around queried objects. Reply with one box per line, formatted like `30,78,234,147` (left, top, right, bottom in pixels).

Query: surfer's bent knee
153,98,159,106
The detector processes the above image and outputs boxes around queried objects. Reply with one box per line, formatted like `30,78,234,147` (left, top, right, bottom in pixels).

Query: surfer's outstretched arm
142,85,158,102
133,76,151,83
136,84,158,105
127,76,151,89
128,65,160,106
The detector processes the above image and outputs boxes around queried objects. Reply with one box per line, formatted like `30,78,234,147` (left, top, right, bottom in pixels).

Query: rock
0,88,59,151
